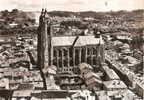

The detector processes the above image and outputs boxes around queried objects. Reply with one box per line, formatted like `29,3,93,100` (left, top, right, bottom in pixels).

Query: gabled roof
52,36,104,47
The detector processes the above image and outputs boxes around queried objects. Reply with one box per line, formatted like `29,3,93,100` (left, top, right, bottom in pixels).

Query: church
37,9,105,73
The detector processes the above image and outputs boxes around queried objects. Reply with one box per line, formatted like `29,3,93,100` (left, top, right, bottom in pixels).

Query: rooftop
31,90,75,99
79,63,93,71
52,35,104,47
12,90,33,97
17,83,34,90
103,80,127,89
95,89,139,100
103,66,120,80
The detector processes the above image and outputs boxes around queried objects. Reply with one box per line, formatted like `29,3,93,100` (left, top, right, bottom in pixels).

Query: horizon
1,9,144,13
0,0,143,12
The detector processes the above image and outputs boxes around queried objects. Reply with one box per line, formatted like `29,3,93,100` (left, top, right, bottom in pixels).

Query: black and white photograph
0,0,143,100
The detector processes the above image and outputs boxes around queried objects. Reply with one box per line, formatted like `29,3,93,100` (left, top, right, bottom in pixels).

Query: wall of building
52,45,104,73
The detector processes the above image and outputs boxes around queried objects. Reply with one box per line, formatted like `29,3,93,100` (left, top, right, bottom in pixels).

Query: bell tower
37,9,52,89
37,9,49,69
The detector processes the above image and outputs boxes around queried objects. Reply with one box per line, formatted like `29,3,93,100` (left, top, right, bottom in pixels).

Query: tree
11,9,19,14
1,10,9,17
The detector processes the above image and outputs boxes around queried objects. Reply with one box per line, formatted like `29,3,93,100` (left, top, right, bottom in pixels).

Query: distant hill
0,9,143,35
46,9,144,18
0,9,36,25
0,9,143,23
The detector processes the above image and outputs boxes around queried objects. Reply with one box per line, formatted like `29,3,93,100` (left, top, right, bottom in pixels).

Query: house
0,90,13,100
71,90,95,100
103,80,127,91
78,63,102,90
42,65,60,90
95,89,139,100
79,63,93,76
37,10,105,74
31,90,74,100
57,73,84,90
84,72,102,90
12,83,34,100
0,78,9,89
121,56,140,69
135,82,144,97
102,65,120,80
12,90,32,100
9,22,18,28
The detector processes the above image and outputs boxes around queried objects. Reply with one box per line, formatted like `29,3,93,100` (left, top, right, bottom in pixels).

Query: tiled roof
52,36,104,47
52,36,75,46
74,36,103,47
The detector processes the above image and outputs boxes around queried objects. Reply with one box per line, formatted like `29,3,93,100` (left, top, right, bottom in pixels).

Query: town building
103,80,127,91
37,10,105,74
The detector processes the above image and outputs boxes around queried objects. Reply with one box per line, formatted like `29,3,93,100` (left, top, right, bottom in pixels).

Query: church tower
37,9,54,68
37,9,53,89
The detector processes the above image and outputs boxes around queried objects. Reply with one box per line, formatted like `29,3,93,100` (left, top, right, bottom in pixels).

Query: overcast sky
0,0,143,11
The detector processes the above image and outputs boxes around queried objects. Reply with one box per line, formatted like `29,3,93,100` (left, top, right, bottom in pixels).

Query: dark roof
0,90,13,98
17,83,34,90
31,91,75,99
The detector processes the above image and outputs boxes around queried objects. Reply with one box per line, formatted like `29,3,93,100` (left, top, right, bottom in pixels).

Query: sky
0,0,143,12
